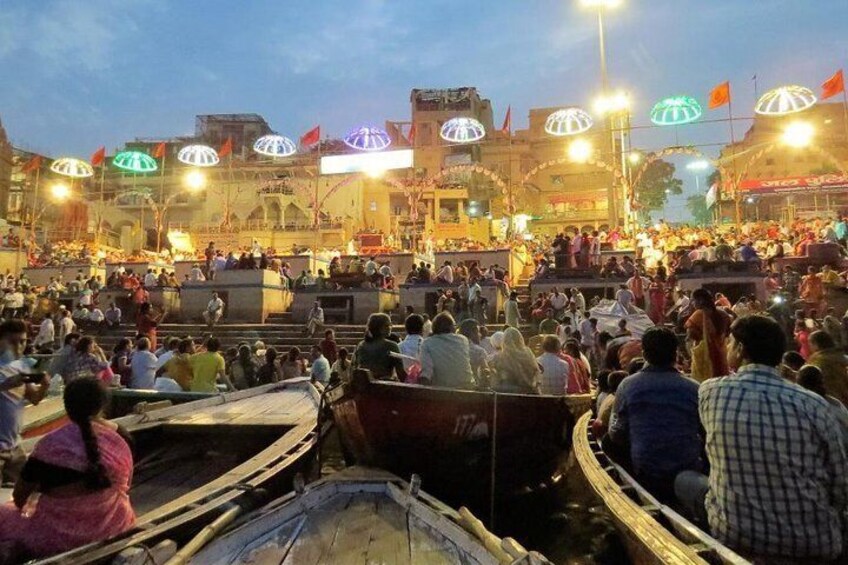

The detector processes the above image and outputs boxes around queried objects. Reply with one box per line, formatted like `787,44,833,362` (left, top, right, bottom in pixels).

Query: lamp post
594,90,631,229
580,0,622,92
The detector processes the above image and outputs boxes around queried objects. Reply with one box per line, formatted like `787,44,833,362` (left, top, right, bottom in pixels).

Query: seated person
419,313,474,389
0,378,135,560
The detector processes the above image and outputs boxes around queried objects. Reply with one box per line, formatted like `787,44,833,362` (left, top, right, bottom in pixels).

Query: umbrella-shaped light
650,96,703,126
755,85,817,116
343,127,392,152
50,157,94,178
544,108,594,137
177,145,219,167
112,151,158,173
253,134,297,157
440,117,486,143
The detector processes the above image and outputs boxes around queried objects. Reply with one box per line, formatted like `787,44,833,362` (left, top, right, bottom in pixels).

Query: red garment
319,338,338,365
648,282,666,324
137,313,158,350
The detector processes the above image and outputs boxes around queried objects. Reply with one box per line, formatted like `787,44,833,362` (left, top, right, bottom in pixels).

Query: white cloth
88,309,105,323
207,297,224,314
398,334,424,371
58,317,76,342
536,353,570,396
34,319,54,347
144,273,158,287
130,350,158,389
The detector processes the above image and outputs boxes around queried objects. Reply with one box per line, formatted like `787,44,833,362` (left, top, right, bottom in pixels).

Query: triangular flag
407,124,416,146
152,142,166,159
218,137,233,158
501,106,512,132
90,146,106,167
822,70,845,100
708,81,731,110
300,126,320,146
21,155,42,174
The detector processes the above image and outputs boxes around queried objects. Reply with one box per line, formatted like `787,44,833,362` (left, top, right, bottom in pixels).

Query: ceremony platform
24,263,105,287
106,261,172,277
434,248,528,285
180,269,291,323
291,287,399,324
95,287,181,314
399,283,504,320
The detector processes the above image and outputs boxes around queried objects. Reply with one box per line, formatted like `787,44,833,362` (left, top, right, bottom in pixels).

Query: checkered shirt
699,364,848,560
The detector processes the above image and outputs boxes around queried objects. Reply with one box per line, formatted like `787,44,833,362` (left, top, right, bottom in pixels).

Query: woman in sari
685,288,732,380
0,377,135,561
490,327,541,394
648,275,666,324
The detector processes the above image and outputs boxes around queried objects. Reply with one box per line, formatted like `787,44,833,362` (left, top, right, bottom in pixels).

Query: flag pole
22,166,40,272
157,147,166,253
314,138,322,257
97,162,105,247
841,87,848,150
728,93,741,230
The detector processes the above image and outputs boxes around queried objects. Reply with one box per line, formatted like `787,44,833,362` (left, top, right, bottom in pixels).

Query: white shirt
307,307,324,323
34,318,54,347
578,319,595,346
88,308,105,323
436,265,454,283
190,268,206,282
130,350,158,389
398,334,424,371
571,292,586,312
536,353,570,395
207,297,224,313
4,292,23,309
144,273,158,287
365,261,378,276
58,317,76,341
550,293,568,310
213,256,227,272
616,288,634,309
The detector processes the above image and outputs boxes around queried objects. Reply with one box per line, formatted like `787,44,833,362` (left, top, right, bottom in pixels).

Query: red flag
407,124,416,146
708,81,731,109
501,106,512,132
300,126,320,146
21,155,42,174
152,142,166,159
218,137,233,158
90,146,106,167
822,70,845,100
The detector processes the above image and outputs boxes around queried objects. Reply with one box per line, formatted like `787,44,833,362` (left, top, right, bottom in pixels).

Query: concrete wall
24,264,106,287
292,288,399,324
180,269,292,323
0,249,25,275
95,287,180,315
399,283,504,320
106,262,173,277
335,253,419,278
434,249,526,284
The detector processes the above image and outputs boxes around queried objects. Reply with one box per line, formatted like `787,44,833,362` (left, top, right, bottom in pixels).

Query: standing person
419,313,474,389
129,337,158,389
33,316,55,351
685,288,731,381
0,377,135,560
353,313,406,382
648,275,667,324
676,315,848,563
57,309,76,345
504,291,521,328
0,320,50,486
203,241,216,279
305,301,324,337
318,329,338,365
189,337,234,392
135,303,161,352
202,291,225,329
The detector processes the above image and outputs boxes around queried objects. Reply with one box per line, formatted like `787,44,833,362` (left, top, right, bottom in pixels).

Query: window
765,158,775,166
551,175,564,186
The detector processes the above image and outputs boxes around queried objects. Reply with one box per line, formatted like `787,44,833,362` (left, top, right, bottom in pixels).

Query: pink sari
0,422,135,558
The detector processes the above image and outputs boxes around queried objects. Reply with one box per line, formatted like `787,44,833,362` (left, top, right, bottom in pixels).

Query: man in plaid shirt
677,315,847,561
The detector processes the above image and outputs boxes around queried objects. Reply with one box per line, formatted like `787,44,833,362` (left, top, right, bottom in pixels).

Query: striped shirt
700,364,848,560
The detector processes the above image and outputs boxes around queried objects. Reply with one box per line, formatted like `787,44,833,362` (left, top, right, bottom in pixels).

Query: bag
690,313,713,382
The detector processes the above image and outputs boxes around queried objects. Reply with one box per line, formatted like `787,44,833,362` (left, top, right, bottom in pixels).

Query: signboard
434,223,469,240
320,149,413,175
739,173,848,195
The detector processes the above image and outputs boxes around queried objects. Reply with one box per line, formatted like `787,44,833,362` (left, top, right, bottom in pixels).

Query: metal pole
597,10,609,92
97,163,105,246
157,150,166,253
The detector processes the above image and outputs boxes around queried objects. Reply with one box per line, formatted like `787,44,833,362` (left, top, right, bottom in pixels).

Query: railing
167,219,345,233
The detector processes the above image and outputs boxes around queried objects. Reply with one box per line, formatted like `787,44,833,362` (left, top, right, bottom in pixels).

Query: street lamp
594,91,630,115
579,0,622,92
50,182,71,201
686,160,711,171
568,139,593,163
184,170,206,191
781,121,815,148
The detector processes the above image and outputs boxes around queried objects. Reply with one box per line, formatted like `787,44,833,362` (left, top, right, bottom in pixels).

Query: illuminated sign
320,149,413,175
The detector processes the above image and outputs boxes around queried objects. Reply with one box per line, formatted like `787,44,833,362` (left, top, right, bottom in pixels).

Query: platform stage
94,287,180,316
106,261,173,278
399,283,504,321
180,269,291,323
24,264,105,287
292,288,399,324
334,253,425,279
434,249,528,285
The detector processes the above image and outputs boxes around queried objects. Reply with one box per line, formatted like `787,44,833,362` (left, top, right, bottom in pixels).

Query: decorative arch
522,156,630,211
732,143,848,194
632,146,728,193
428,164,514,216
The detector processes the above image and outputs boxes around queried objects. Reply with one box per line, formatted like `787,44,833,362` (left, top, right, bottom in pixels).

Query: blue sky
2,0,847,216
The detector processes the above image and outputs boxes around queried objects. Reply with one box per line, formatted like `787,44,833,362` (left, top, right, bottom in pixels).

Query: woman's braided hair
63,376,111,489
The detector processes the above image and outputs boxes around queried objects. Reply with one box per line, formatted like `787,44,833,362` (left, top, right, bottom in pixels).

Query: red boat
327,370,592,509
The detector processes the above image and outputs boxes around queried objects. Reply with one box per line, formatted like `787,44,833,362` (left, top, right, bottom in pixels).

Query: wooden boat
28,378,325,565
572,412,750,565
106,388,217,418
21,396,67,439
328,370,592,507
183,466,552,564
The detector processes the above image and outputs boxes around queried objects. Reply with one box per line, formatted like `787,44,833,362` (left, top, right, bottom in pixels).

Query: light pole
580,0,622,92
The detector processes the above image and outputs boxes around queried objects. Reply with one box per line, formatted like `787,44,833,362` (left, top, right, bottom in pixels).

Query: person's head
211,291,218,299
238,344,253,364
641,327,678,368
509,291,518,300
205,337,221,353
597,370,611,393
287,347,301,362
541,334,561,354
626,357,646,375
0,319,27,359
311,345,323,360
728,315,786,368
781,351,806,372
809,330,836,354
458,319,481,344
166,337,180,352
75,336,95,354
64,377,111,489
502,327,526,351
264,346,278,365
337,347,348,361
136,337,150,351
608,371,627,394
618,319,628,330
797,365,827,398
404,314,424,336
178,338,194,355
365,313,393,341
432,312,456,335
692,288,715,310
490,331,505,351
545,308,555,319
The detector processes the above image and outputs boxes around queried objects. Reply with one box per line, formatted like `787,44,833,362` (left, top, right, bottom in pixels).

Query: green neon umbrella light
112,151,159,173
650,96,703,126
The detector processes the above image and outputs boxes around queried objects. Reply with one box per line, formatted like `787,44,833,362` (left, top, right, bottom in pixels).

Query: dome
544,108,594,136
177,145,220,167
253,134,297,157
50,157,94,178
650,96,703,126
440,117,486,143
343,127,391,151
755,85,817,116
112,151,158,173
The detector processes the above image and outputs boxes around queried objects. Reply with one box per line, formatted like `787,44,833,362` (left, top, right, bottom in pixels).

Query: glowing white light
177,145,219,167
50,183,71,201
184,170,206,191
755,85,817,116
344,127,392,151
746,197,755,204
440,118,486,143
544,108,594,136
320,149,413,175
568,139,593,163
50,158,94,178
594,91,630,115
628,152,642,164
580,0,623,7
686,160,711,171
253,135,297,157
781,121,815,148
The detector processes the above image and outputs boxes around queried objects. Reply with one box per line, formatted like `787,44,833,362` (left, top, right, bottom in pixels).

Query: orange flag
152,142,166,159
708,81,731,109
90,146,106,167
300,126,320,146
21,155,42,174
407,124,416,145
501,105,512,132
218,137,233,158
822,70,845,100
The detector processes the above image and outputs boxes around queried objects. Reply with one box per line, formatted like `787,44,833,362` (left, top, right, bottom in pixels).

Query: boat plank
408,514,462,565
364,494,411,565
232,516,306,565
320,492,381,565
281,493,353,565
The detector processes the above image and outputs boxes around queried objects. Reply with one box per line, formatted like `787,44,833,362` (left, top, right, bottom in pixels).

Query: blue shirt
609,366,703,479
310,355,331,385
0,355,23,450
740,245,759,262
